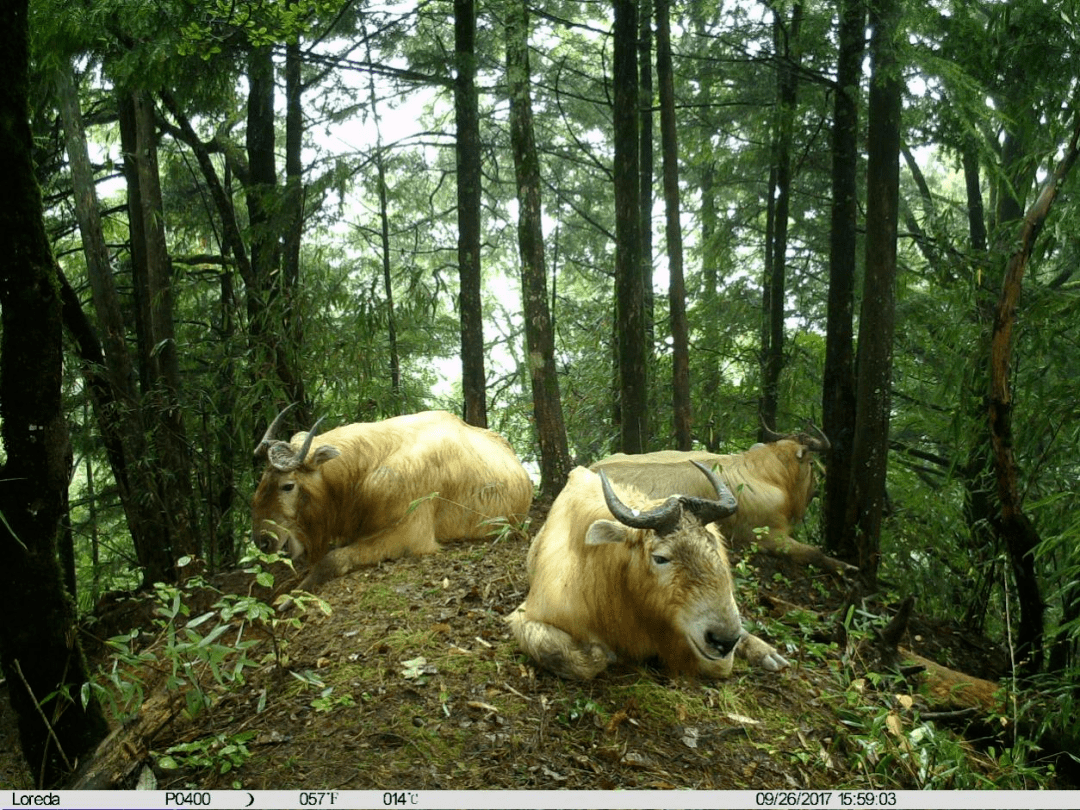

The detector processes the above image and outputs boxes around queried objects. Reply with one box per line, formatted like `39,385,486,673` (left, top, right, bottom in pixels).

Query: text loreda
10,795,60,806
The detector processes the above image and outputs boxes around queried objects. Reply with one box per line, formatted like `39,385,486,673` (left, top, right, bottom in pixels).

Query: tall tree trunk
283,40,307,410
58,68,170,581
960,74,1038,635
613,0,648,453
376,150,401,410
958,140,998,632
690,1,722,449
211,268,238,568
246,44,280,319
244,46,309,424
638,0,654,344
362,22,402,412
988,120,1080,677
656,0,691,450
821,0,864,562
961,143,988,254
846,0,902,587
130,90,198,568
0,0,109,782
506,0,571,501
455,0,487,427
119,95,186,584
698,159,722,451
759,2,801,436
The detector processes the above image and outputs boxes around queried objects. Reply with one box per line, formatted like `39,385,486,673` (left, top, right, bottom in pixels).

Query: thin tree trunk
0,0,109,782
283,40,307,410
698,159,722,450
821,0,864,562
958,142,997,633
455,0,487,427
656,0,691,450
639,0,654,344
211,268,238,568
988,119,1080,677
614,0,648,453
760,3,801,436
131,91,199,567
962,143,988,254
376,152,401,408
690,1,722,449
506,0,571,501
56,66,173,581
847,0,902,587
960,87,1038,636
244,46,309,424
761,160,777,426
362,22,402,411
84,402,101,598
118,94,195,584
246,44,279,318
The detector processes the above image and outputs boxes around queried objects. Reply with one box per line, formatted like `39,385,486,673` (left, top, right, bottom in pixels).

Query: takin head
250,404,340,562
588,462,747,675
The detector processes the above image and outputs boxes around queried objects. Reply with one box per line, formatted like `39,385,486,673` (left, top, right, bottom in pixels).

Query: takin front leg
505,602,616,680
297,517,441,591
737,631,790,672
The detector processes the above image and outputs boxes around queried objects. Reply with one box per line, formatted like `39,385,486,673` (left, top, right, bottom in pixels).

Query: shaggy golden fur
252,410,534,590
507,466,788,680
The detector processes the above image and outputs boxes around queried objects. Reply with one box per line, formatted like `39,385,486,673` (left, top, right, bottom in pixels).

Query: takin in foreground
589,424,854,576
251,407,534,590
507,463,789,680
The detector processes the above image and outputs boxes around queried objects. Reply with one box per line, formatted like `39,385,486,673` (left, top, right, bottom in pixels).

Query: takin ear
310,445,341,467
584,519,629,546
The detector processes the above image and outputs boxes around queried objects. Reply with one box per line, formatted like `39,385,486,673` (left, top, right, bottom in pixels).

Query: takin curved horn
295,416,326,464
758,414,786,443
599,470,682,535
678,460,738,525
801,420,831,452
254,402,299,461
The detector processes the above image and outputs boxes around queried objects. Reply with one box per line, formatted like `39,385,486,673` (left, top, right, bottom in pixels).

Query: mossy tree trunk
0,0,109,784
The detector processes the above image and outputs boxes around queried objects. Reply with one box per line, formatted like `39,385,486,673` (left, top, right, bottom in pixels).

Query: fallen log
760,593,1006,716
68,689,184,789
896,647,1005,715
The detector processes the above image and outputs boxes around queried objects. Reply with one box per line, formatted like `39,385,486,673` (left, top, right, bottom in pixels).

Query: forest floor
0,507,1064,793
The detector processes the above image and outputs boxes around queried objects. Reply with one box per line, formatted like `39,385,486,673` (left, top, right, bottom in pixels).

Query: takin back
589,425,854,576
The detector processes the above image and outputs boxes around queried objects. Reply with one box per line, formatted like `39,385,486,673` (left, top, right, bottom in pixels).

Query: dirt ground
1,512,1054,793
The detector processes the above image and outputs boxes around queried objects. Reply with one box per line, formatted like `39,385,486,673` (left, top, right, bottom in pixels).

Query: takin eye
281,482,296,493
651,554,670,566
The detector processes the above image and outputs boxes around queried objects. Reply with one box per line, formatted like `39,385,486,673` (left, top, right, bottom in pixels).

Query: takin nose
705,629,744,659
252,526,274,553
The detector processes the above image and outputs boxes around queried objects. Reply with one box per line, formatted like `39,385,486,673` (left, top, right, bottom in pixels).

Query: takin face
250,406,339,563
588,423,854,576
507,463,789,680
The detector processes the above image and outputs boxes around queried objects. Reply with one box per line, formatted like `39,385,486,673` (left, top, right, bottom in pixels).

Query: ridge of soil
1,517,1041,792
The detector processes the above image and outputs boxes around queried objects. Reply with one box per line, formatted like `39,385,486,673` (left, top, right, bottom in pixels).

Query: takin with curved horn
251,409,534,590
507,464,788,680
589,423,854,576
